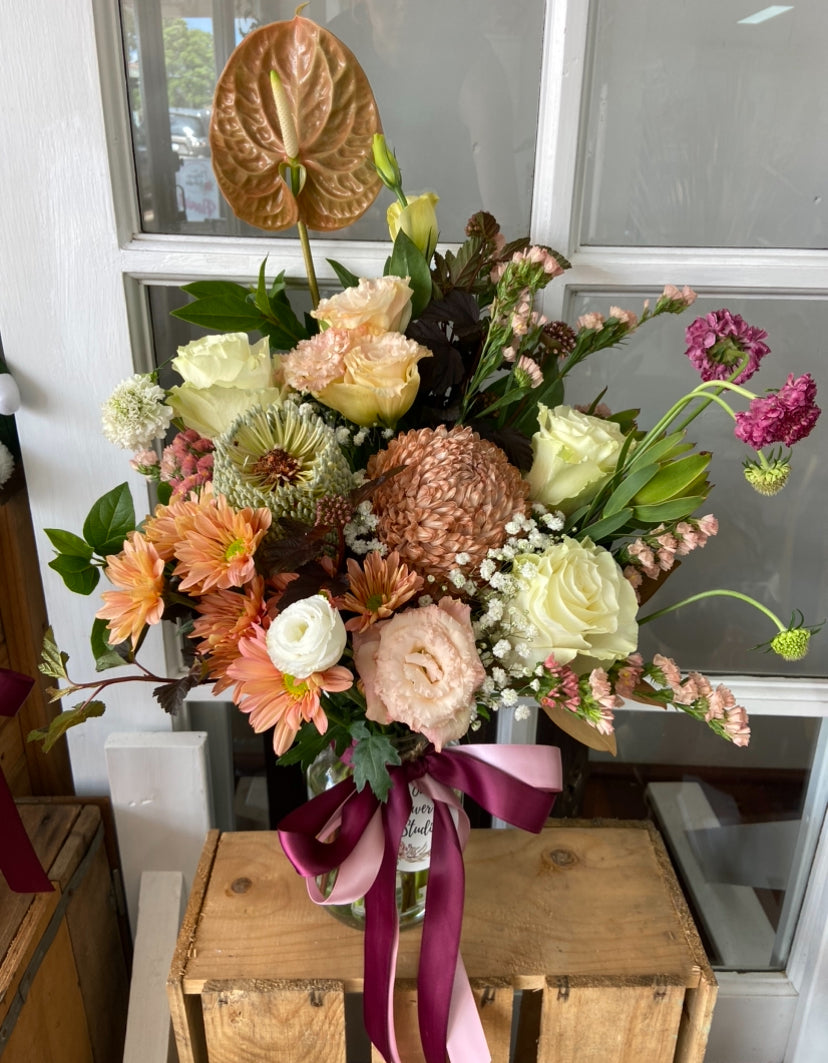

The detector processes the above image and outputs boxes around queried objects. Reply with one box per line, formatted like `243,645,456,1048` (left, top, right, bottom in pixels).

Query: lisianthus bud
387,193,440,260
372,134,403,192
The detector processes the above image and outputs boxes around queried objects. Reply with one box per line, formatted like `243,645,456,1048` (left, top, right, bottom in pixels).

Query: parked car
169,109,210,158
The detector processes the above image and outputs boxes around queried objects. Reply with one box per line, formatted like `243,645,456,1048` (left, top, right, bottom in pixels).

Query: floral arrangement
29,15,823,1060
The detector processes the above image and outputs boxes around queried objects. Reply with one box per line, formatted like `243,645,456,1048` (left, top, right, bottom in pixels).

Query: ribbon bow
278,743,561,1063
0,668,54,893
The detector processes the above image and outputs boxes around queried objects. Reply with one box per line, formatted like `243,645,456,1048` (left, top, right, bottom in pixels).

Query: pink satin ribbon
0,668,54,893
278,743,562,1063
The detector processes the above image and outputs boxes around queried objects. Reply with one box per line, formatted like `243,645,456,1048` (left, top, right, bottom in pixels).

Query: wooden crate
168,821,716,1063
0,801,130,1062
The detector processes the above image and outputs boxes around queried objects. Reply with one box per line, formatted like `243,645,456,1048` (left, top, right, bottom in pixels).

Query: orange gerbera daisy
96,532,165,646
191,576,268,693
339,550,423,633
173,492,272,595
225,626,353,755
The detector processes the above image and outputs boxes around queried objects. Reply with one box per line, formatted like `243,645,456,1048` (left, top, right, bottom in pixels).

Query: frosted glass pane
580,1,828,247
122,0,544,241
565,293,827,676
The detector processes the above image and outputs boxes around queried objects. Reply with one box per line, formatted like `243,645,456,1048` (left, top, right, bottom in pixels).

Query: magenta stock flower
684,310,770,383
734,373,821,450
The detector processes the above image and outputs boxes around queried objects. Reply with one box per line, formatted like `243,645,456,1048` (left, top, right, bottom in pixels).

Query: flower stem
297,221,320,309
639,589,785,632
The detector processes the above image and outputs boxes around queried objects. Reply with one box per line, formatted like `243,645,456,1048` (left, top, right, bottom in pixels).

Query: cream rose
312,276,413,334
266,596,347,678
172,334,274,390
316,331,431,427
526,404,626,515
353,598,485,751
508,536,638,673
166,383,284,439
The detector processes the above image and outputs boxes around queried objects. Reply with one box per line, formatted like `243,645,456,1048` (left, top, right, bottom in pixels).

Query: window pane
566,293,826,677
580,1,828,247
584,711,826,970
121,0,545,241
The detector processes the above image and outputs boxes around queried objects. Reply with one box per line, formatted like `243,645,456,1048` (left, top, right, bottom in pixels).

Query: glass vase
306,736,432,931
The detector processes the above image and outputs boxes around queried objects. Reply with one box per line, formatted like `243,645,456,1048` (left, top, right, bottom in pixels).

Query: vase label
397,783,433,871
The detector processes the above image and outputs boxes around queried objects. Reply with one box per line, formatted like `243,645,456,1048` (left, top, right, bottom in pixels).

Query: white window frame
0,2,825,1057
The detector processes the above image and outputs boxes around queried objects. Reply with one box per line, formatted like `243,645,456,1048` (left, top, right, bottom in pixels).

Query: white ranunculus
172,334,274,391
507,536,638,674
526,404,626,515
266,596,347,678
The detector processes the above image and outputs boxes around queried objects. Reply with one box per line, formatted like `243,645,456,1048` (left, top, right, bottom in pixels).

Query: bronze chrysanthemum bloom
366,425,530,585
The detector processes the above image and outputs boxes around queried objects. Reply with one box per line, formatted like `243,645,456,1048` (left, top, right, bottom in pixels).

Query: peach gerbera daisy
173,492,272,595
225,626,353,755
338,550,424,633
143,483,214,561
191,576,268,693
96,532,165,646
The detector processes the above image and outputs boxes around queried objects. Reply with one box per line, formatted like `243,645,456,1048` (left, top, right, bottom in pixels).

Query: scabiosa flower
734,373,820,450
684,310,770,384
212,403,353,523
160,429,214,496
226,626,353,755
743,454,791,496
101,374,173,450
190,576,269,693
0,440,14,489
96,533,165,646
338,550,424,633
771,627,811,661
542,320,578,357
173,491,272,595
366,425,530,585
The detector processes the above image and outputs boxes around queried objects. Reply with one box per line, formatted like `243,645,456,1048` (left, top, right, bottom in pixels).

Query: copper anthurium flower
210,15,382,232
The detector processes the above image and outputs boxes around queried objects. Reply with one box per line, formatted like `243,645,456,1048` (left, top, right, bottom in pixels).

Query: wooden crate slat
202,982,347,1063
537,982,687,1063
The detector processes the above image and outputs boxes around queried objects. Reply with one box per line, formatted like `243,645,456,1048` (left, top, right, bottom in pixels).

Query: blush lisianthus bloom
353,597,486,751
96,532,166,646
226,625,353,755
506,536,639,674
312,276,414,334
734,373,820,449
265,595,347,678
684,309,770,384
525,404,627,515
101,374,173,450
283,326,432,427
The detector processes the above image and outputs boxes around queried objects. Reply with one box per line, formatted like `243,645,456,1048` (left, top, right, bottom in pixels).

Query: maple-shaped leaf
210,16,382,232
275,562,349,611
153,667,204,716
257,519,333,574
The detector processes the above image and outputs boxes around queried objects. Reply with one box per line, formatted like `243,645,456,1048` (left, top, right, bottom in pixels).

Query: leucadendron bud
387,193,440,261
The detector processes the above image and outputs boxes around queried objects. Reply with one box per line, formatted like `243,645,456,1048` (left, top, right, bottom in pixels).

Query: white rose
508,536,638,673
312,276,413,334
266,596,347,678
166,383,284,440
173,334,274,390
526,404,626,515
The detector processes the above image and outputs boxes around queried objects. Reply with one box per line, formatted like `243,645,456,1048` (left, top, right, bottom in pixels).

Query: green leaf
156,481,173,507
39,627,69,680
44,528,93,559
171,295,269,333
179,279,252,300
627,430,690,472
602,465,660,518
385,230,432,317
577,508,634,544
632,495,707,523
91,618,130,672
82,483,135,557
28,700,106,753
632,453,711,506
48,554,100,595
327,258,360,289
253,258,271,317
349,721,402,801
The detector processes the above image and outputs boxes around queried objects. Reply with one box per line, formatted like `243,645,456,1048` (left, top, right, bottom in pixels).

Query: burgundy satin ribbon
0,668,54,893
278,743,561,1063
